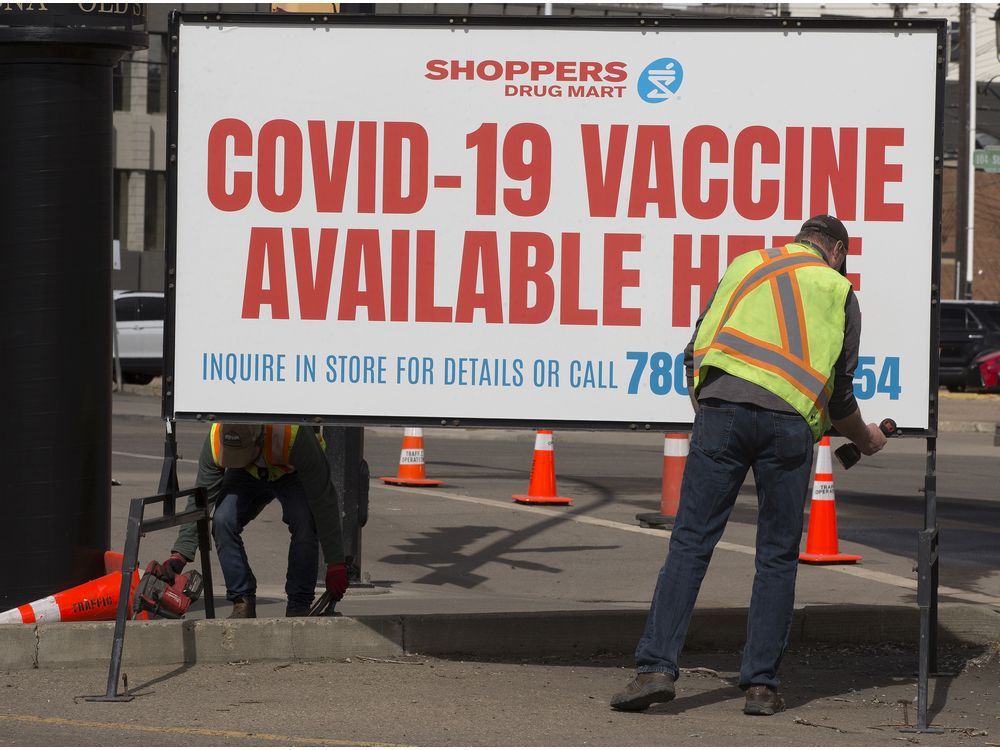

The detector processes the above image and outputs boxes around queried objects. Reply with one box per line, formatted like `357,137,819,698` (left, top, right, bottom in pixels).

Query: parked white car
113,290,164,385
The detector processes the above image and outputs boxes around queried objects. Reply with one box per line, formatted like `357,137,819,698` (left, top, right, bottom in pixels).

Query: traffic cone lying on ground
380,427,442,486
637,433,689,528
513,430,572,505
0,565,142,624
800,437,862,564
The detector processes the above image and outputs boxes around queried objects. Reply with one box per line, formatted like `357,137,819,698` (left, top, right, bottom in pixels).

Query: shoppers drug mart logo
637,58,683,103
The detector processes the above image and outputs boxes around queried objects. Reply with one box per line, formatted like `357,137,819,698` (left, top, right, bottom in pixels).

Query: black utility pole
956,3,974,300
0,6,147,609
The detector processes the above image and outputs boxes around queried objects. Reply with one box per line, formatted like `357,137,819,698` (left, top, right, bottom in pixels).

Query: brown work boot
228,595,256,619
610,672,676,711
744,685,785,715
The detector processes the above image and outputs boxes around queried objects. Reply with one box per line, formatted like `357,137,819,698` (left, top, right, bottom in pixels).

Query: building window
113,169,129,245
147,34,168,115
144,172,166,252
113,60,130,111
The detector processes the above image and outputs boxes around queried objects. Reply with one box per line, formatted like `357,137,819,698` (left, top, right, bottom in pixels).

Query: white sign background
173,20,940,429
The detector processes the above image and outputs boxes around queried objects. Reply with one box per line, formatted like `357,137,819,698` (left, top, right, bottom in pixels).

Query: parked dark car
939,300,1000,391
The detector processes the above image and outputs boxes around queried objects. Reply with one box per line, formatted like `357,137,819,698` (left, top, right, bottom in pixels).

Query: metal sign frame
164,10,948,733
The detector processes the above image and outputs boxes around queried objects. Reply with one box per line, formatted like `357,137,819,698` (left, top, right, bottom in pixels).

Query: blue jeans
212,469,319,610
635,399,814,690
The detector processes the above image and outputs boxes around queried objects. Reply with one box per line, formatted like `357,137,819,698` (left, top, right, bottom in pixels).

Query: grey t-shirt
682,264,861,422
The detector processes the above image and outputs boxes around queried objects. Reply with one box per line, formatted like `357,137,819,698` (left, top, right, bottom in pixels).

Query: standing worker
611,216,887,715
159,423,348,618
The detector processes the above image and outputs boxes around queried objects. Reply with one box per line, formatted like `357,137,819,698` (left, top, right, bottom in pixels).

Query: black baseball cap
800,214,849,274
800,214,849,252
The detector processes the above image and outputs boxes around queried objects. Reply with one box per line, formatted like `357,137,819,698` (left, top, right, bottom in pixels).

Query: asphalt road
109,405,1000,613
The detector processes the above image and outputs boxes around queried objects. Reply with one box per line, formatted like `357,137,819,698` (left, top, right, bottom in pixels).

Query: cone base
799,552,862,564
380,476,442,487
512,494,572,505
636,512,676,529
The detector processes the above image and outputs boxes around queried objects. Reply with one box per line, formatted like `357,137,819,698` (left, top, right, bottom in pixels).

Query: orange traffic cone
513,430,572,505
0,567,142,624
637,433,689,528
104,550,124,574
380,428,442,486
800,437,861,564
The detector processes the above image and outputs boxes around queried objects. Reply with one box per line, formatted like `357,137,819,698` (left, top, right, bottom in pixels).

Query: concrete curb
938,420,997,434
2,604,997,671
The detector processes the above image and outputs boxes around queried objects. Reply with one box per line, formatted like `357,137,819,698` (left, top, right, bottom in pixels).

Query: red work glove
325,563,349,601
151,553,190,583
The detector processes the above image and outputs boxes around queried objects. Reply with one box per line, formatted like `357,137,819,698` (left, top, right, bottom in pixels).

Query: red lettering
784,127,804,220
383,122,429,214
207,118,252,212
291,227,337,320
358,121,377,214
809,128,858,220
389,230,409,322
727,235,766,264
456,231,503,323
628,125,676,218
864,128,904,221
846,235,863,291
581,124,627,217
604,61,627,83
530,61,555,79
603,233,641,326
555,61,576,81
579,61,602,81
242,227,289,319
415,231,452,322
338,229,386,321
503,123,551,217
308,120,354,213
509,232,555,324
672,234,720,327
507,60,529,78
733,126,780,220
682,126,728,220
257,119,302,213
425,60,448,80
560,233,598,325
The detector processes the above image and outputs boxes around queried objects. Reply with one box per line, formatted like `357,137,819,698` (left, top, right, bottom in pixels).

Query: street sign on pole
973,146,1000,172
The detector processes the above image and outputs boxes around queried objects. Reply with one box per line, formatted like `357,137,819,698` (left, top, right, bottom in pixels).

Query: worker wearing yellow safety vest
161,424,347,618
612,216,887,716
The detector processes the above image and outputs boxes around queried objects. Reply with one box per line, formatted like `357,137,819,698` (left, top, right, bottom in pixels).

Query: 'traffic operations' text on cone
637,433,689,528
800,437,862,564
380,427,442,486
513,430,572,505
0,567,142,624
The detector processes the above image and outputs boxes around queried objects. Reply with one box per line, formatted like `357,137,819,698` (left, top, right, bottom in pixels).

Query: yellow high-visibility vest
693,243,852,440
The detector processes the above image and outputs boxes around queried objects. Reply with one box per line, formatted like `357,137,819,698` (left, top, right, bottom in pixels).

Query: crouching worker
159,423,348,618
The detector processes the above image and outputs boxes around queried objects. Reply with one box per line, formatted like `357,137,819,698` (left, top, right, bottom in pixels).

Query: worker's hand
860,423,888,455
325,563,349,601
151,553,190,583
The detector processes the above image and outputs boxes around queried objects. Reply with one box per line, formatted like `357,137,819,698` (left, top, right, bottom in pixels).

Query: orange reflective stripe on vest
262,424,294,473
210,423,223,465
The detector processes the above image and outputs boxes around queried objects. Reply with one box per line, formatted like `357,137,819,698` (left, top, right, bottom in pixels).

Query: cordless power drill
834,418,898,470
134,561,204,619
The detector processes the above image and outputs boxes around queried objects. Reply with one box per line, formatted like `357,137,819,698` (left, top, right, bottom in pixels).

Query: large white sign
172,18,941,429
